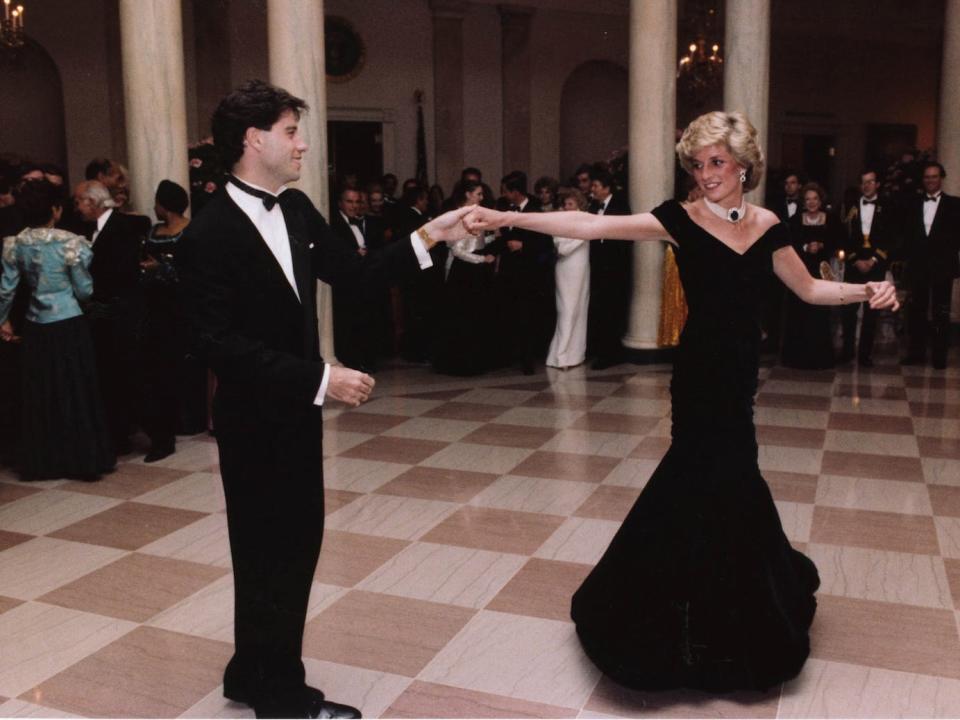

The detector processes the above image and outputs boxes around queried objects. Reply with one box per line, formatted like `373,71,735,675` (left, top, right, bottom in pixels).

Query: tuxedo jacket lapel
224,197,303,309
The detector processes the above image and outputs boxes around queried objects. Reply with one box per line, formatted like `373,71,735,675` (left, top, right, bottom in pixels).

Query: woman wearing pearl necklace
465,110,898,693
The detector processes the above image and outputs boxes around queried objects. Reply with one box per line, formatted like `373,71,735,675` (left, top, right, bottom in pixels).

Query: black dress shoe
144,445,175,463
253,688,361,719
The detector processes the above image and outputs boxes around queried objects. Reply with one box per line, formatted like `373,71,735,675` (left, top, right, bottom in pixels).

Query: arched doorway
0,39,67,176
559,60,629,181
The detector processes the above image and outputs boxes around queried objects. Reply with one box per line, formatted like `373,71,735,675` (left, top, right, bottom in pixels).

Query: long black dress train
571,200,820,693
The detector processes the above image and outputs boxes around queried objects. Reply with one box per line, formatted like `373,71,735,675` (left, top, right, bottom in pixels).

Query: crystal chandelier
677,1,723,93
1,0,25,52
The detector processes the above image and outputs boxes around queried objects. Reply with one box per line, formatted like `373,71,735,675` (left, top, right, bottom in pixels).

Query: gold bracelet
416,226,434,249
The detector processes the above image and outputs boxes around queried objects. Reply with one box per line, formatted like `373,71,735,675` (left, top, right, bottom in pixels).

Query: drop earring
739,169,747,184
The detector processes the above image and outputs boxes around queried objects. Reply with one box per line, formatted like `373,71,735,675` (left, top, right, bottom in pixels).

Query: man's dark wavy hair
211,80,308,171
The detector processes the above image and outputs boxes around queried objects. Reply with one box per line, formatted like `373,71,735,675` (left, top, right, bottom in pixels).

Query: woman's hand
421,206,475,244
864,280,899,311
464,206,509,234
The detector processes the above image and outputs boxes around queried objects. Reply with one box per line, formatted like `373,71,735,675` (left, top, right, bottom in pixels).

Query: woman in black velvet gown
465,111,899,693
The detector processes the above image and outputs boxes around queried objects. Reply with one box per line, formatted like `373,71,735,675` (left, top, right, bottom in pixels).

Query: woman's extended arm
773,245,899,310
464,206,671,243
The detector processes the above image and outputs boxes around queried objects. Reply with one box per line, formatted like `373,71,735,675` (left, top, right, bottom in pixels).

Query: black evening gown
571,200,819,693
780,216,837,369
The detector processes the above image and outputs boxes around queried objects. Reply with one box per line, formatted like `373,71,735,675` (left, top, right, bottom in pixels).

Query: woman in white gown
547,188,590,368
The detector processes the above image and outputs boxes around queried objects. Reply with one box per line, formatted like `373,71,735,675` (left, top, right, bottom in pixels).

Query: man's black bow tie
925,195,940,202
862,199,876,205
229,175,281,211
348,217,364,227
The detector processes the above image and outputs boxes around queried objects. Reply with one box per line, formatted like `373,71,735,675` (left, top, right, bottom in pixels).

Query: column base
623,346,676,365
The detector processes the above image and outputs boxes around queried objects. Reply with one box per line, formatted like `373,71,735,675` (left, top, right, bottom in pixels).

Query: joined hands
864,280,899,312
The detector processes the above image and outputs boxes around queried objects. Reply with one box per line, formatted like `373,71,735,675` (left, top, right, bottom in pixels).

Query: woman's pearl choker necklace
704,197,746,223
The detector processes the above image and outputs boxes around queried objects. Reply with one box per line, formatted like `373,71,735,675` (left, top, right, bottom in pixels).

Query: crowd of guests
1,145,956,481
325,162,636,377
766,156,959,371
0,157,207,481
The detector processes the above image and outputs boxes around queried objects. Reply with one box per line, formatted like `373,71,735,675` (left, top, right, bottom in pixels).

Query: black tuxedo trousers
218,405,325,695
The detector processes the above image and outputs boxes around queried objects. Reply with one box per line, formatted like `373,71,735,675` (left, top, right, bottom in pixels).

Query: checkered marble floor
2,349,960,718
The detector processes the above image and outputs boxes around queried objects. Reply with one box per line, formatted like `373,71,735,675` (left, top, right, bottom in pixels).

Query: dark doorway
781,132,837,200
801,135,835,192
327,121,383,202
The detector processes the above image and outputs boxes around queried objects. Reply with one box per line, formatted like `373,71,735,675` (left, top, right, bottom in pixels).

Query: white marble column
938,0,960,318
622,0,677,352
267,0,336,360
940,0,960,195
723,0,770,205
118,0,189,216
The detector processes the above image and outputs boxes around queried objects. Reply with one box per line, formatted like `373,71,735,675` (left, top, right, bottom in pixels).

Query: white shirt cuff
410,231,434,269
313,363,331,406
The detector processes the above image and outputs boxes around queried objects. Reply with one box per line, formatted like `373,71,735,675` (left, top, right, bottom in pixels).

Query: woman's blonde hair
557,187,589,211
675,111,765,192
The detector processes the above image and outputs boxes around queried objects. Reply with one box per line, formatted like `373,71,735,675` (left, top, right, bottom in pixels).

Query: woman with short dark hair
0,180,114,480
138,180,194,462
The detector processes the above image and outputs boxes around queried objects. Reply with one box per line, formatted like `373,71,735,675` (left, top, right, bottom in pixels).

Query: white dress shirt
92,207,114,244
859,196,877,237
227,175,434,406
339,211,366,249
785,199,798,218
923,192,942,236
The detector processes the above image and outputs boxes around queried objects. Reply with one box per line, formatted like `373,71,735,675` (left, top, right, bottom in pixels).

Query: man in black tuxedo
761,171,802,355
774,171,802,221
74,179,150,453
840,169,892,367
486,171,554,374
392,184,444,362
587,167,632,370
329,186,386,371
178,80,469,719
901,162,960,369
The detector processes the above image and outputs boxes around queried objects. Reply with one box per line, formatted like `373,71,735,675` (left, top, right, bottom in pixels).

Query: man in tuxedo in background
178,80,470,719
392,184,443,362
841,169,892,367
574,163,593,200
775,171,802,221
329,186,386,372
488,170,554,374
74,179,149,453
901,162,960,369
761,170,802,355
587,166,632,370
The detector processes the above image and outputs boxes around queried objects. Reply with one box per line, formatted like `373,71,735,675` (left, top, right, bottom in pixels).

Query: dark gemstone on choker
729,209,740,222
